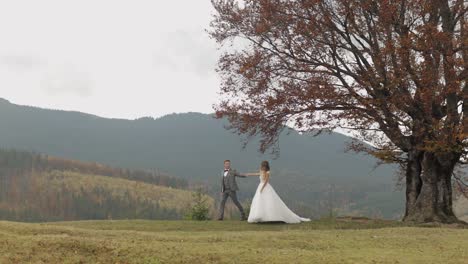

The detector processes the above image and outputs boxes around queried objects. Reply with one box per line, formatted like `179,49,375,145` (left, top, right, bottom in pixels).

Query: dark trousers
218,190,245,220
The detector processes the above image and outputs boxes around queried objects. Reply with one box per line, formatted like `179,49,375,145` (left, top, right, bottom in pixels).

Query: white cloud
0,54,45,71
40,63,94,97
153,30,218,78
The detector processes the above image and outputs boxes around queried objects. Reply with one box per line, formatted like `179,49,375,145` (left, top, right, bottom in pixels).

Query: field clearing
0,218,467,264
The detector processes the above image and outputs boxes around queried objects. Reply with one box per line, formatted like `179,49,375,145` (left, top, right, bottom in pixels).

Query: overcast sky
0,0,220,119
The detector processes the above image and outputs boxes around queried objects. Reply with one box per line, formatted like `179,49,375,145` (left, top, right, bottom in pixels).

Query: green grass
0,219,467,263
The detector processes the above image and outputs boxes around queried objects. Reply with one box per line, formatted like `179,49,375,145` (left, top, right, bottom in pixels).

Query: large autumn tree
210,0,467,223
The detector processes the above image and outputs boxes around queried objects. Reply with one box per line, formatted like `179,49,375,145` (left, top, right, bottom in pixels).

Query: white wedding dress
248,173,311,224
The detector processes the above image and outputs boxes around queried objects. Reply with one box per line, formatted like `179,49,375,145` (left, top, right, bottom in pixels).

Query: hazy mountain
0,98,404,218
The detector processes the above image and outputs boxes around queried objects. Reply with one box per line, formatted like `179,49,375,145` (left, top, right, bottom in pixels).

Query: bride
244,161,311,224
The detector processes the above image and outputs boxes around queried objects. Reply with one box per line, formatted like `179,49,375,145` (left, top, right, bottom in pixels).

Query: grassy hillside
0,148,213,221
0,148,188,189
0,219,466,263
42,171,197,211
1,170,214,222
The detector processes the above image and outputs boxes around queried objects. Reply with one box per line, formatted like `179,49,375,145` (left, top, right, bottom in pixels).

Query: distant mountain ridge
0,98,404,218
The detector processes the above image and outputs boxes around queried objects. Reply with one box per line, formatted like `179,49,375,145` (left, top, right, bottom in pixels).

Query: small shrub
186,188,210,221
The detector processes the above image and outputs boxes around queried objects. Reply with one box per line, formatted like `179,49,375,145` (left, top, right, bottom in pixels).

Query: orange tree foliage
210,0,467,223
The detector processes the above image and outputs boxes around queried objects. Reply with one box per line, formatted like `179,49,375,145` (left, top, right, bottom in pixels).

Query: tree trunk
403,149,423,219
403,152,460,223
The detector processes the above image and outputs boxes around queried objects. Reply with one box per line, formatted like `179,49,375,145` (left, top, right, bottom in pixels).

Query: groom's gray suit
217,168,246,220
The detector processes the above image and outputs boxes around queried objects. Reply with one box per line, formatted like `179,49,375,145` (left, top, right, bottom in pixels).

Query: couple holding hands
218,160,310,224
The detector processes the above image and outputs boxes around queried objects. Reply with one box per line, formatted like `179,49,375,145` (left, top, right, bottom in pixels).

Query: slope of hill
0,170,213,222
0,148,213,222
0,98,403,218
0,148,188,189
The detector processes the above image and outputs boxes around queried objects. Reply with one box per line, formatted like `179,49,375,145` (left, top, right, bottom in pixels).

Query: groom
217,160,247,221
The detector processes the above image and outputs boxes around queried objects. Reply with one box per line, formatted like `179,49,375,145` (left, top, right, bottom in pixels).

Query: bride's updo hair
260,161,270,172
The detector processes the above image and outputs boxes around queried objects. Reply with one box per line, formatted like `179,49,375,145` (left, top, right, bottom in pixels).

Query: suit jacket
221,168,246,192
